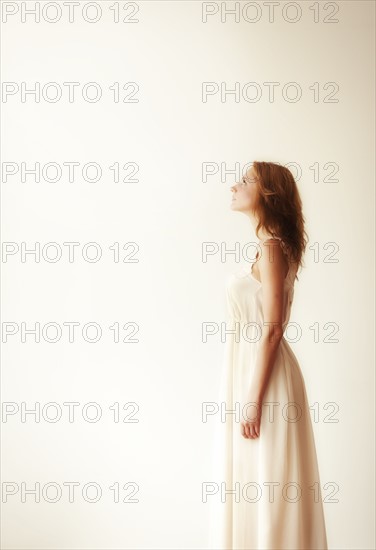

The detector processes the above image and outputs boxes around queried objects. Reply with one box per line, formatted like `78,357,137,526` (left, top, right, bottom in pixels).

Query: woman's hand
240,396,262,439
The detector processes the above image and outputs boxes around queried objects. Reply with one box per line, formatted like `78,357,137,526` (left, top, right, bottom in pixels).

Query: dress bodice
225,237,298,332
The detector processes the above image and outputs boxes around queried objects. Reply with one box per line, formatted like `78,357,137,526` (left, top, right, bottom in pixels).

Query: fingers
249,424,257,439
241,422,246,438
244,422,251,439
241,421,260,439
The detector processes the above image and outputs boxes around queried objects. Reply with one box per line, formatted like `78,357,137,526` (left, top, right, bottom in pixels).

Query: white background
1,1,375,548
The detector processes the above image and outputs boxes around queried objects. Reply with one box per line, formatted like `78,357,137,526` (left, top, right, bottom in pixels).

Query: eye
242,177,247,185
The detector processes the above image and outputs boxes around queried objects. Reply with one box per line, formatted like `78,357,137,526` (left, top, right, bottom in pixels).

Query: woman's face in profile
230,166,259,213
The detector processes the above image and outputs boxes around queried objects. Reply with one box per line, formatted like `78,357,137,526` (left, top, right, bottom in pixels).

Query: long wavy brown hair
251,161,308,280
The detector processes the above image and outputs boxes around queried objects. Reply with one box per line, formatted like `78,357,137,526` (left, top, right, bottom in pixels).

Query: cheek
239,188,254,205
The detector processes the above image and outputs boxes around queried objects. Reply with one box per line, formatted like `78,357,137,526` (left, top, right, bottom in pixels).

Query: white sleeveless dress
208,237,328,550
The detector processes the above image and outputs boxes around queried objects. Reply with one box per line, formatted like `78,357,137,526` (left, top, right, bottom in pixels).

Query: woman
208,161,328,549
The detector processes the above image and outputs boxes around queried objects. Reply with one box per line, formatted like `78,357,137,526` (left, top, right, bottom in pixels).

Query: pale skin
230,166,290,440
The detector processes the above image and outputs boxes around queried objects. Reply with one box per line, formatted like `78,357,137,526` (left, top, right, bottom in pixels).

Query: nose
230,183,237,192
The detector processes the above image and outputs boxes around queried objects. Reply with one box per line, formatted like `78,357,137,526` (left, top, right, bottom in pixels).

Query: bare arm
248,239,288,401
241,239,289,438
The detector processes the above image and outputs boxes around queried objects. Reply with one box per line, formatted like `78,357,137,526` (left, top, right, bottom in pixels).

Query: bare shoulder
259,237,285,253
258,238,289,279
